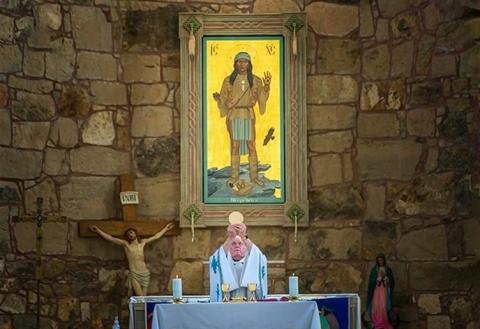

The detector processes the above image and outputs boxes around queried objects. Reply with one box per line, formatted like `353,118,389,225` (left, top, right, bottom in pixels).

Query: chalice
221,283,230,303
247,283,257,302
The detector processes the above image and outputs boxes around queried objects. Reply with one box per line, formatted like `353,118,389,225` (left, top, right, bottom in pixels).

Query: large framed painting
179,13,308,227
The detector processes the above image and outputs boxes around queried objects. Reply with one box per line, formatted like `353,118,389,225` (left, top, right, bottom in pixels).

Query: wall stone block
173,229,211,260
57,297,79,322
360,79,405,110
416,34,435,75
418,294,442,314
409,261,479,291
357,140,423,180
307,105,356,130
398,225,448,260
131,106,173,137
77,51,117,81
306,2,359,37
131,83,169,105
134,137,180,176
289,228,361,260
375,18,389,42
376,0,416,17
252,0,299,13
11,91,55,121
410,81,443,105
247,227,286,259
358,112,400,137
90,82,127,105
12,121,50,150
310,263,362,293
460,43,480,78
391,173,455,217
427,315,451,329
432,55,457,78
462,219,480,257
71,6,112,52
310,154,343,186
81,111,115,146
362,45,390,80
309,184,365,219
0,84,7,108
0,45,21,73
0,109,11,146
43,148,68,176
71,146,129,175
121,53,160,83
50,117,79,148
317,39,361,74
309,131,353,153
0,207,11,254
391,12,420,39
0,146,42,179
307,75,358,104
362,221,397,259
36,4,62,31
0,294,25,314
162,67,180,82
8,76,53,94
391,40,414,78
407,108,436,137
45,38,75,82
123,5,186,52
57,86,90,119
135,176,180,217
359,0,374,37
364,184,386,220
0,14,14,42
59,176,117,220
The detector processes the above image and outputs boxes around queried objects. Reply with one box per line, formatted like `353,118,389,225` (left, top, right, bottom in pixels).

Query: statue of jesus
89,223,175,296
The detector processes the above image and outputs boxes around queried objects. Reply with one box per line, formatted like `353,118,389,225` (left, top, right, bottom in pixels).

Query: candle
288,274,299,297
172,276,182,299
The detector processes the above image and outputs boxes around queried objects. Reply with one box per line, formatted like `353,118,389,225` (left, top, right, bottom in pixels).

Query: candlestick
172,276,182,300
288,273,299,299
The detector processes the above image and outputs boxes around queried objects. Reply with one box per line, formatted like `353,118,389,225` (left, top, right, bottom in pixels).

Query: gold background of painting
205,38,282,196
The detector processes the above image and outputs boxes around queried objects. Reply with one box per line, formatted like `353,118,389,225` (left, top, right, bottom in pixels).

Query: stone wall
0,0,479,328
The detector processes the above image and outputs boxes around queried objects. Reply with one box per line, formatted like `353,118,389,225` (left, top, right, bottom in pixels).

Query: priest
209,212,267,302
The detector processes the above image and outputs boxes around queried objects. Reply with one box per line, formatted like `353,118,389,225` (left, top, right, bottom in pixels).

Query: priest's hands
227,223,247,239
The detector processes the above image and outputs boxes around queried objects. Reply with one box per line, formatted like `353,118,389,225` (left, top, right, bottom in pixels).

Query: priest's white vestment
209,243,267,302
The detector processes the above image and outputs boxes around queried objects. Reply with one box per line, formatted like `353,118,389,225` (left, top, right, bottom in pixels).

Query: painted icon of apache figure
213,51,272,189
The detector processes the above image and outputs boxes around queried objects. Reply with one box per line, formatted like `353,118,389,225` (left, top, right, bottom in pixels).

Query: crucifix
12,197,67,329
78,174,179,238
78,174,180,296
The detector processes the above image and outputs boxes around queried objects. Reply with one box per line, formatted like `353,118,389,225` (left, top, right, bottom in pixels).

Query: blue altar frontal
129,294,361,329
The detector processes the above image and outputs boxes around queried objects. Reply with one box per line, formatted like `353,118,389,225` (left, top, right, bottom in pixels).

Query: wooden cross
12,197,67,329
78,174,180,237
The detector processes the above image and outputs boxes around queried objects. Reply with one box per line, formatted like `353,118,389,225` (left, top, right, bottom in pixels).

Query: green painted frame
179,13,308,227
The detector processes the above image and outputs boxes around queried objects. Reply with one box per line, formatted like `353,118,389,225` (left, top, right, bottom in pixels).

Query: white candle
288,274,298,297
172,276,182,299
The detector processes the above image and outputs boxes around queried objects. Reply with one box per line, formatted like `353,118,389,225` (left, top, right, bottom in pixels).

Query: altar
129,294,361,329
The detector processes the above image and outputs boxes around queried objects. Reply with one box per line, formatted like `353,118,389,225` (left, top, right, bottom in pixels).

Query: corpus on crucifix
89,222,175,296
79,174,179,296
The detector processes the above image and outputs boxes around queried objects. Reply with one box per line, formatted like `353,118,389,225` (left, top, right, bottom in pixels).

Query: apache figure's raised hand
262,71,272,92
89,222,175,296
